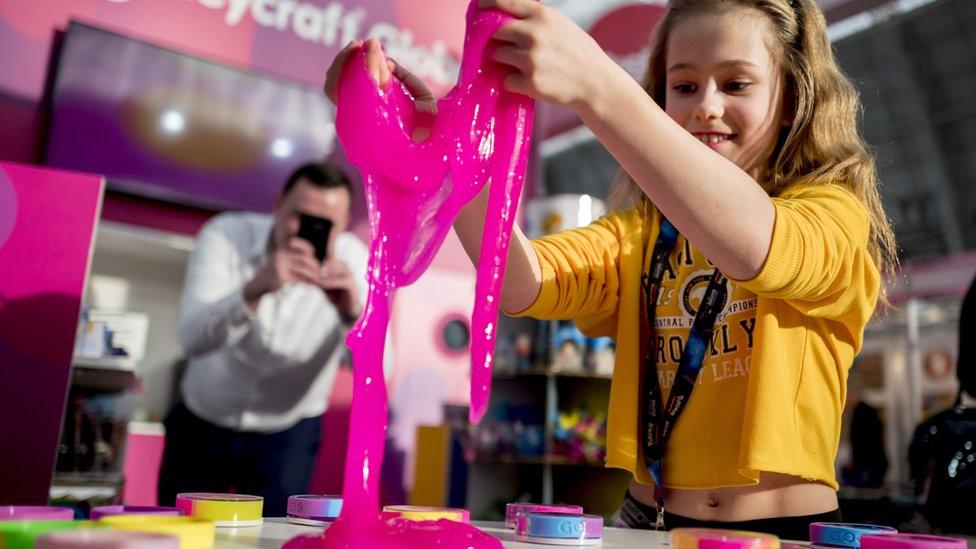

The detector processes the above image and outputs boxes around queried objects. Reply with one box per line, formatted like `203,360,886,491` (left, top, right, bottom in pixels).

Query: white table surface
213,518,670,548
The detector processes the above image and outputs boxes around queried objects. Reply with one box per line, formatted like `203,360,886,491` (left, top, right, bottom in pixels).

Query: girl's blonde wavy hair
608,0,898,296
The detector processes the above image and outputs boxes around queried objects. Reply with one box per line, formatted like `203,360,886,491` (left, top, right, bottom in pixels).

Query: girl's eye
671,83,696,94
724,81,752,93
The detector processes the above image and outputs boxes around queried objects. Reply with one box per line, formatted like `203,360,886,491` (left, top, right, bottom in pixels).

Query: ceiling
544,0,906,24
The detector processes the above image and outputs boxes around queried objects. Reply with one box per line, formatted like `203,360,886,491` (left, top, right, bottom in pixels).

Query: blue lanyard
640,217,728,509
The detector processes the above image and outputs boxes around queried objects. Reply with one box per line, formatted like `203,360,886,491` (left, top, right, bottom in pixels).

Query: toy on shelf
474,403,545,460
552,408,607,464
552,321,586,373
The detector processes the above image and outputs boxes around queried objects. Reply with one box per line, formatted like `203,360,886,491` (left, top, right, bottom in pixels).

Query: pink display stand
122,423,166,506
0,161,104,504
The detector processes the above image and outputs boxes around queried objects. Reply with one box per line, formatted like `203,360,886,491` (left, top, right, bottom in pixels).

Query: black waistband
664,508,842,540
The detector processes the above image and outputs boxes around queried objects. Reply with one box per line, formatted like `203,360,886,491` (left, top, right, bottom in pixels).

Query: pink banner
0,0,468,102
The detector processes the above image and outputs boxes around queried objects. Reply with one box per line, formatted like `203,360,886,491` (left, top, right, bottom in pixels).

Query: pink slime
284,1,533,547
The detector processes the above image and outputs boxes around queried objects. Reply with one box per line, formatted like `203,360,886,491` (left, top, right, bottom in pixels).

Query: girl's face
664,8,788,175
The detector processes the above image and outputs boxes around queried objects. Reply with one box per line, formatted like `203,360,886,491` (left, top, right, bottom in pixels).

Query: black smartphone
297,213,333,262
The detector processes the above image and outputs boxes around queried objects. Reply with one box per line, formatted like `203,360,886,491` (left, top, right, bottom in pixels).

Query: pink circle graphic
0,167,17,250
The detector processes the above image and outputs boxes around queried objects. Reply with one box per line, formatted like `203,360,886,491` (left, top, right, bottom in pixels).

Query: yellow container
381,505,470,523
175,494,263,527
99,516,214,549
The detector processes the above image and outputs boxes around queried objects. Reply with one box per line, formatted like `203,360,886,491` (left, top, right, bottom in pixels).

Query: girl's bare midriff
629,472,838,522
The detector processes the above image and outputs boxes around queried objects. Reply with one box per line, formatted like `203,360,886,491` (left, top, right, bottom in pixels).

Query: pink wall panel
388,266,475,494
0,161,104,504
122,426,166,506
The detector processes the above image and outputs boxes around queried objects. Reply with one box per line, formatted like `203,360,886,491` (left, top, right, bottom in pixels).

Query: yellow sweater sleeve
733,185,878,301
729,183,880,355
510,209,642,337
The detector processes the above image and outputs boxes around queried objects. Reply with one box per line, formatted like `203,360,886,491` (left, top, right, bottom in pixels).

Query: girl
324,0,896,539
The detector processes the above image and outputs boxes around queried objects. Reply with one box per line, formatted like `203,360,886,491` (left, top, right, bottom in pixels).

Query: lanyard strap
639,217,728,508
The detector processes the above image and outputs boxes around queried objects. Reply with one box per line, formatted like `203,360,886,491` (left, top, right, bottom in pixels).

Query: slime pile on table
284,1,534,547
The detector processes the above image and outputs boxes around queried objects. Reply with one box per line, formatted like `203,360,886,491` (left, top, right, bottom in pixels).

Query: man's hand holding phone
243,213,362,323
320,258,362,325
242,238,322,311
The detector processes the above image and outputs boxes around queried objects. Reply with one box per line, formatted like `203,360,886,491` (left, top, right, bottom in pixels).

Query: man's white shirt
177,211,383,433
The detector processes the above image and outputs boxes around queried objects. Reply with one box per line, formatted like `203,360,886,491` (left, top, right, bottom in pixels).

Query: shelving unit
71,356,139,394
466,317,629,520
483,368,612,490
48,221,180,508
50,471,124,504
52,354,143,507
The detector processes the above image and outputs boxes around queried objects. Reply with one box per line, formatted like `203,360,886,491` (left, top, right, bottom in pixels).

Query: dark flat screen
46,22,335,212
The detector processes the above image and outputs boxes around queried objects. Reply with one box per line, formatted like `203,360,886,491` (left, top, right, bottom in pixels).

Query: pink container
0,506,74,521
860,534,967,549
670,528,781,549
90,506,181,520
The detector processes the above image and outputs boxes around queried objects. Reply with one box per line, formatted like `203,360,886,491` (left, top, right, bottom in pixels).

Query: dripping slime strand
284,1,535,548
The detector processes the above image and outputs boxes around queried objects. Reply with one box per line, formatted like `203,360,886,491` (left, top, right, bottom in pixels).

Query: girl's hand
323,38,437,116
324,39,363,105
479,0,613,110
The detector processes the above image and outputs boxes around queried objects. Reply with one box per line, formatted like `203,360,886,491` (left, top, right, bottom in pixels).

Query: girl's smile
692,131,738,150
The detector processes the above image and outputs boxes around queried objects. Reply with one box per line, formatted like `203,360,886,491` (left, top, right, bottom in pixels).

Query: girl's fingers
478,0,539,18
364,38,391,88
492,45,529,73
503,73,531,98
339,39,363,56
492,19,535,46
324,39,363,103
389,58,438,114
382,57,438,116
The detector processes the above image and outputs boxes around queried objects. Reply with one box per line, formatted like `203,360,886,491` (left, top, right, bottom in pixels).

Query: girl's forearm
453,186,543,313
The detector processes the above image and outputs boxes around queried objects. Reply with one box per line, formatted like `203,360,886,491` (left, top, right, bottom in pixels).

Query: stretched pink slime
284,1,534,547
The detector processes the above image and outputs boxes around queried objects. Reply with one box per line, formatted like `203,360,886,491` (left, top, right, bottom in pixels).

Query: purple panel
0,161,103,504
46,22,333,212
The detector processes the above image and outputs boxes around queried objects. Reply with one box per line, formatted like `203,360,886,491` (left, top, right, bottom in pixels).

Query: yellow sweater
513,184,880,490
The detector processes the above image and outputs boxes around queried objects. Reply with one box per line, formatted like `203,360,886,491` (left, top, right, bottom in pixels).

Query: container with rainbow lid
514,512,604,546
287,495,343,526
809,523,898,548
175,493,263,527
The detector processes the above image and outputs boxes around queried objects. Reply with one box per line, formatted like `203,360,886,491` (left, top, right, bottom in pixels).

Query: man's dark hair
281,163,352,197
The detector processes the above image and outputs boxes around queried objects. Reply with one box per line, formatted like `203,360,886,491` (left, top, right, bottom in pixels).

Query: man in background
158,163,368,515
